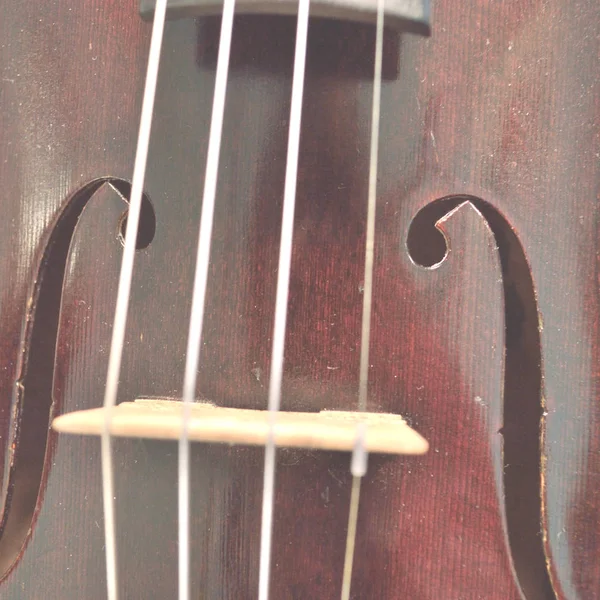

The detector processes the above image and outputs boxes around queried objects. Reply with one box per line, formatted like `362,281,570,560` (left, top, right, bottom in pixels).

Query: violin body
0,1,598,598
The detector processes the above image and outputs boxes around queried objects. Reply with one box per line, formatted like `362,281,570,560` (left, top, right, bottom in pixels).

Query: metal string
100,0,169,598
257,0,311,597
177,0,236,598
340,0,385,596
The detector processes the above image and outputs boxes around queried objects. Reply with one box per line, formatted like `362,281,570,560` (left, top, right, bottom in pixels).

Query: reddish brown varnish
0,2,598,599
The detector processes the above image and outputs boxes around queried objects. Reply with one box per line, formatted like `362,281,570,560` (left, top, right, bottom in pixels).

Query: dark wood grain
0,1,598,598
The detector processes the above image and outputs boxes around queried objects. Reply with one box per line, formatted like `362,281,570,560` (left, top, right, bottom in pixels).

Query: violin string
177,0,236,598
100,0,169,598
257,0,310,597
340,0,385,596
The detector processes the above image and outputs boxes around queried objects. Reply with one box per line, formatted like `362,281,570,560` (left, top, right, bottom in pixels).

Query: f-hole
0,178,155,578
408,196,554,600
114,179,156,250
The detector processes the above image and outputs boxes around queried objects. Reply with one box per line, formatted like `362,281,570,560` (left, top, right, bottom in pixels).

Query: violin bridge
52,399,428,455
140,0,431,34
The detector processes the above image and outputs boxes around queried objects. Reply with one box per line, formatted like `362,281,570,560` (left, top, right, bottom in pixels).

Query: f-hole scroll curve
407,195,554,600
0,178,155,579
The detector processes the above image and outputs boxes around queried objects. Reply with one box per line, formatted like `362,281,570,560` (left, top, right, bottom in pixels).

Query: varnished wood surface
0,1,598,598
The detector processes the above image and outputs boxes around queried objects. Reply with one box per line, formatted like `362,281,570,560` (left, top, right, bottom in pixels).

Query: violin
0,0,598,598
